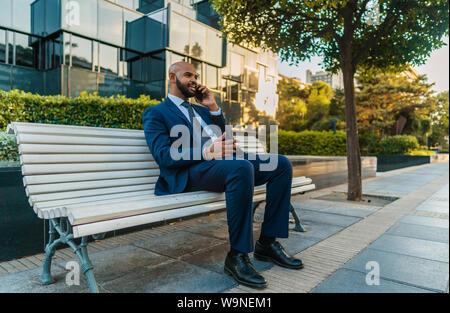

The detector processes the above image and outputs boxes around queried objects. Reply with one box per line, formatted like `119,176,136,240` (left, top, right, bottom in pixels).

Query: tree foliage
355,70,435,141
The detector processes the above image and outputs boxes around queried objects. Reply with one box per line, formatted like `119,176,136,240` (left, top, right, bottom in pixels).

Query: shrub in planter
379,135,419,155
0,132,19,162
0,89,160,131
270,130,347,156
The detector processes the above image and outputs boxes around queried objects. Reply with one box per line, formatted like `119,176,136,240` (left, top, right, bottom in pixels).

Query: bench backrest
6,122,267,216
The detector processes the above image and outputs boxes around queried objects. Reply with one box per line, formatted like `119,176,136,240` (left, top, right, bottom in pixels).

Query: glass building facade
0,0,279,125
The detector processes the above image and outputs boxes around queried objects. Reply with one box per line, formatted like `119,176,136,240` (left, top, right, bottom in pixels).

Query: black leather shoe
224,252,268,289
254,240,304,269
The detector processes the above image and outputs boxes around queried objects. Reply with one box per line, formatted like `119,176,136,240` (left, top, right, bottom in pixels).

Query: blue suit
143,98,293,253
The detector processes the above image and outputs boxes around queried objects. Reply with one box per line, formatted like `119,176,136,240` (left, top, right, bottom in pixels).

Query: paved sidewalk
0,162,448,293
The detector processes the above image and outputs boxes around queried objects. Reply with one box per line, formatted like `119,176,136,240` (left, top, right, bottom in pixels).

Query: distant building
278,74,310,89
306,69,344,89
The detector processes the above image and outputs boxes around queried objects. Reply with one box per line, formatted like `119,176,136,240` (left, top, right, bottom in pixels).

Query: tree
429,91,450,147
356,70,435,141
305,81,334,129
212,0,449,200
276,77,308,131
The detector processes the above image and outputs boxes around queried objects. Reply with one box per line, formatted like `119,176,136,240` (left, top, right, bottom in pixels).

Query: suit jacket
143,97,227,195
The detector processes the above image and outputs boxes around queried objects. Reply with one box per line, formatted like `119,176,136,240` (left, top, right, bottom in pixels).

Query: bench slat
35,189,156,212
67,177,312,225
9,122,145,139
26,176,158,196
38,175,304,215
22,161,159,175
20,153,154,164
23,169,160,186
29,183,155,205
19,144,151,154
17,134,147,146
71,184,314,238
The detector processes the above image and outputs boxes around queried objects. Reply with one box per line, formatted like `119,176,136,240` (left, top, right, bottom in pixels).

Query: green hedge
0,132,18,162
0,89,160,131
271,130,347,156
378,135,419,155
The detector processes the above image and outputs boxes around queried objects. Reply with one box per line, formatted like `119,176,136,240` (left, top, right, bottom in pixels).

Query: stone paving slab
286,219,344,242
132,230,226,259
300,206,375,218
311,268,433,293
398,215,449,229
343,248,449,292
101,259,237,293
386,223,449,244
295,209,362,228
368,234,449,263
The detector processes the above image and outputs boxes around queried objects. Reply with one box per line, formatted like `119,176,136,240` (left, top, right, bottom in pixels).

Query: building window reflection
0,30,6,63
98,0,123,46
71,35,93,70
15,32,38,68
99,43,118,74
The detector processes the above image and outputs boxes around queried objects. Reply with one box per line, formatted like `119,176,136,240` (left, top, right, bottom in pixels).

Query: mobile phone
195,86,204,102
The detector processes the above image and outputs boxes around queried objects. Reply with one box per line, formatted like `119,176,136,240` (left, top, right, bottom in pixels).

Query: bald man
143,62,303,289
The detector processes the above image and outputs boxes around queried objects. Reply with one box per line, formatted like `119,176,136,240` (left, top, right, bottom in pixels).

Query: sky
277,36,449,94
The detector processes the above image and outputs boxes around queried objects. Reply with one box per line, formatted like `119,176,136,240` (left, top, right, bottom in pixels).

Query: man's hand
203,132,240,160
194,84,219,112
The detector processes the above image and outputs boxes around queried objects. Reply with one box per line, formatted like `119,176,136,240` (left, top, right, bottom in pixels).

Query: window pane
138,0,164,14
13,0,33,33
62,0,98,38
45,34,63,70
15,32,37,68
0,30,6,63
99,43,118,74
205,64,218,90
0,63,11,90
71,35,92,70
148,51,164,81
12,66,44,93
190,59,202,81
0,0,12,28
170,12,189,55
169,52,185,65
190,23,206,59
117,0,138,10
63,33,70,66
69,67,98,97
45,0,61,34
98,0,123,46
124,9,145,52
206,29,222,66
230,52,243,81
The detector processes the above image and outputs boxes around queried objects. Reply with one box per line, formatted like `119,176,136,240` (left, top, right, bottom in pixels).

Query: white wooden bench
6,121,315,293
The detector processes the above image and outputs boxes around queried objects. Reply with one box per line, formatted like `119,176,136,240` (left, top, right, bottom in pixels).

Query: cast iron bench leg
39,218,99,293
289,203,306,232
252,201,306,232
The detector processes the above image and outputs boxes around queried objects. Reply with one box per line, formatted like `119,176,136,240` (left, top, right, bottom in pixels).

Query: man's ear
168,72,176,83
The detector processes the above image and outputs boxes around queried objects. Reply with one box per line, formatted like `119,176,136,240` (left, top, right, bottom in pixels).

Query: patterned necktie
181,101,209,147
181,101,196,125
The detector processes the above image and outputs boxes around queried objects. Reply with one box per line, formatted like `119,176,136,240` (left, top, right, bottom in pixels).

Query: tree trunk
342,52,362,201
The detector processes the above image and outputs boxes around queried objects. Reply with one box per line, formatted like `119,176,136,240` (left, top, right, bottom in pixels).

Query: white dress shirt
167,93,221,141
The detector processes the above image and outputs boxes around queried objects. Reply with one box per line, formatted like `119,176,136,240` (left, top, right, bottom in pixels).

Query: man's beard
176,76,196,98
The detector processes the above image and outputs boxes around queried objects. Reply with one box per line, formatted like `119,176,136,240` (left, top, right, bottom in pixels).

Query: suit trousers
186,153,293,253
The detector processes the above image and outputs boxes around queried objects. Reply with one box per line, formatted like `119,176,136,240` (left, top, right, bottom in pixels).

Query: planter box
287,156,377,190
376,154,445,172
0,166,45,261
